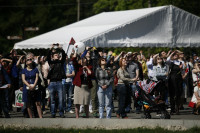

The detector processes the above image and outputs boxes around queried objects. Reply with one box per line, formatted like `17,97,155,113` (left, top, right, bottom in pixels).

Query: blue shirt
22,67,39,102
11,62,19,78
63,61,74,83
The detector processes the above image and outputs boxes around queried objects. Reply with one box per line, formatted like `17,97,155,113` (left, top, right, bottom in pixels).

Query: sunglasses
26,59,32,61
101,59,106,61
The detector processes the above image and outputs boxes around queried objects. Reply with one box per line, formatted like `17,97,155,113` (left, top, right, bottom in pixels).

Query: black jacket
47,49,66,82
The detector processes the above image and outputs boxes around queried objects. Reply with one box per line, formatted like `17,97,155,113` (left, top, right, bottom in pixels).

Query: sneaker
89,110,93,114
116,113,120,118
79,109,83,113
69,110,74,114
135,110,140,114
156,114,161,117
5,114,11,118
51,115,56,118
179,106,184,110
43,111,46,115
112,110,115,113
167,108,171,111
60,115,65,118
82,113,86,117
122,116,128,119
12,104,16,108
93,113,99,118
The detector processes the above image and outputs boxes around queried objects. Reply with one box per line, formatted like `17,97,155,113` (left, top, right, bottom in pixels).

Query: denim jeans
97,85,112,118
63,82,73,111
48,81,64,116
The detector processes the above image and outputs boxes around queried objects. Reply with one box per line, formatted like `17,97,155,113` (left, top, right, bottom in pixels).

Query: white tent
14,5,200,50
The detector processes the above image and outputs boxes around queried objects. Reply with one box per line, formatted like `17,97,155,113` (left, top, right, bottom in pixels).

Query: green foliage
1,0,200,55
1,127,200,133
92,0,200,15
0,0,98,54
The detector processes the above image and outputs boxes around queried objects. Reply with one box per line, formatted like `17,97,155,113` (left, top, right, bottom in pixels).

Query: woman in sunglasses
96,58,114,119
22,53,42,118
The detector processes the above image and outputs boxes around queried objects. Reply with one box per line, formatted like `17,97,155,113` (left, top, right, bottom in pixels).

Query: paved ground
9,99,200,120
1,99,200,130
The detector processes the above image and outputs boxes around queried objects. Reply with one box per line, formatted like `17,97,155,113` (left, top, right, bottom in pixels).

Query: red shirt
72,57,93,89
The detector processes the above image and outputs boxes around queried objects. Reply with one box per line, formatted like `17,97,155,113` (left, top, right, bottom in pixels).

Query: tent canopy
14,5,200,50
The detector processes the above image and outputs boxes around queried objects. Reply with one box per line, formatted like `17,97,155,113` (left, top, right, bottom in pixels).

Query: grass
0,127,200,133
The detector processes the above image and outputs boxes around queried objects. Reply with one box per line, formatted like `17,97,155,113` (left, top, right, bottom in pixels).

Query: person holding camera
72,51,93,118
47,44,66,118
81,47,99,117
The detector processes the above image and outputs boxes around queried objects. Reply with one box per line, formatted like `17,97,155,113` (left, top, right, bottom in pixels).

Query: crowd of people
0,43,200,119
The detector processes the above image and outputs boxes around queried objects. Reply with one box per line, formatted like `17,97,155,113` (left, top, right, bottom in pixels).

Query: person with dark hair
63,56,75,114
126,53,140,113
47,44,66,118
72,51,93,118
81,47,99,117
1,57,12,113
37,56,48,115
152,55,168,101
167,51,183,115
184,56,194,99
16,55,28,117
9,49,20,111
0,58,11,118
96,57,114,118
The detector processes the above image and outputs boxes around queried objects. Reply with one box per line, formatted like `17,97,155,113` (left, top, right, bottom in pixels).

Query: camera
53,43,59,49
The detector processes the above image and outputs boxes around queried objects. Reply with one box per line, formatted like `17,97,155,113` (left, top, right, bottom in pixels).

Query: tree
0,0,98,53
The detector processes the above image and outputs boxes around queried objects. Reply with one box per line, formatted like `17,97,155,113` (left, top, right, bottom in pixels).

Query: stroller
135,80,170,119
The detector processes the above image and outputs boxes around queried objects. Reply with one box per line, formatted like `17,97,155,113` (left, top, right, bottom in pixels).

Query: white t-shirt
146,58,155,79
194,86,200,96
191,86,200,103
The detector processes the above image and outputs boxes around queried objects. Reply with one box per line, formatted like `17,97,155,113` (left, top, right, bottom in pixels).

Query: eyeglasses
26,59,32,61
157,58,162,60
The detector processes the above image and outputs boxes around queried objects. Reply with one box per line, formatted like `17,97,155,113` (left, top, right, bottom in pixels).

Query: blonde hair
26,52,34,59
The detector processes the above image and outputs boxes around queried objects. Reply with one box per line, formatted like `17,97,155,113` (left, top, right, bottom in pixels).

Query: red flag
69,37,76,45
